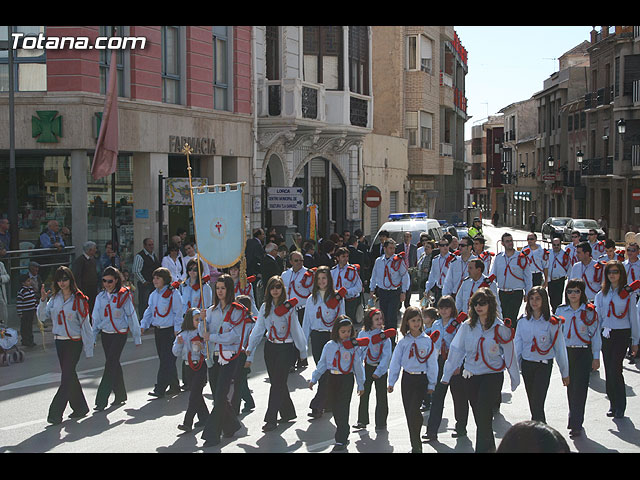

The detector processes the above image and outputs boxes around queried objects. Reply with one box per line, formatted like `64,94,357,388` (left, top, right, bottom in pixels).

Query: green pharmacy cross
32,110,63,143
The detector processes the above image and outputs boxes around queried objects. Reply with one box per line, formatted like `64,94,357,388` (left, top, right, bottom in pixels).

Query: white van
370,212,443,249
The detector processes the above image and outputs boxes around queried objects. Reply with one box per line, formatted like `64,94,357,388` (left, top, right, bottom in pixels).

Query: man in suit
71,241,99,313
261,242,282,296
246,228,265,278
396,231,418,308
315,239,336,268
369,229,389,268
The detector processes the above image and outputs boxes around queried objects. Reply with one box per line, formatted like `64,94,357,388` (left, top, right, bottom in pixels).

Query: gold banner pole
182,143,210,364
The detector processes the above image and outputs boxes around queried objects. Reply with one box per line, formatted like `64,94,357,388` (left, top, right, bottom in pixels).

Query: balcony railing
581,156,613,176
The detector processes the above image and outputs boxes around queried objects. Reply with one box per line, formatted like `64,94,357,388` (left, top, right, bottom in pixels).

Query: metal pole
8,26,18,250
158,170,164,259
110,27,118,255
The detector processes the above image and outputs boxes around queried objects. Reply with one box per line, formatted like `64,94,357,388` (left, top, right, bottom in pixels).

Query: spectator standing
0,261,9,326
71,241,99,314
132,238,161,317
16,274,38,347
99,240,121,275
27,261,43,298
245,228,265,279
261,243,282,297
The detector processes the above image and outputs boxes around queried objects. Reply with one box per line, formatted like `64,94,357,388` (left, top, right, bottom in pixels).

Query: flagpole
182,143,210,364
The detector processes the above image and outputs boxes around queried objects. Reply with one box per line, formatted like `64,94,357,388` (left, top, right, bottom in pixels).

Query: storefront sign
169,136,216,155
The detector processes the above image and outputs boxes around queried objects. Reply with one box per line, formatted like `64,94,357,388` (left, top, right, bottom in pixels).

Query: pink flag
91,49,119,180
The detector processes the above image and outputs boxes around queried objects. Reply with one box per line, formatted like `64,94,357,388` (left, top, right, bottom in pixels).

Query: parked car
541,217,572,241
562,218,605,242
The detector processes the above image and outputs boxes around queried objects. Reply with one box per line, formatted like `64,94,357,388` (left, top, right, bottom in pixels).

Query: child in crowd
354,307,393,431
173,308,209,433
16,274,38,347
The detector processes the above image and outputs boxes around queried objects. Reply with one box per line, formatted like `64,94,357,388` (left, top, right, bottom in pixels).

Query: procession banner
192,183,245,268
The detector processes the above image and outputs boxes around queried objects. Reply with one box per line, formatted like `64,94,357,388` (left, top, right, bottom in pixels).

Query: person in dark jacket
72,241,99,313
261,243,282,296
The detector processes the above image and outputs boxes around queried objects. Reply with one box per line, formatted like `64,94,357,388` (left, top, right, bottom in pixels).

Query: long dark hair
602,260,627,296
311,265,335,304
52,266,80,297
264,275,286,317
525,286,551,321
468,287,498,329
101,266,124,292
180,307,200,332
213,274,235,308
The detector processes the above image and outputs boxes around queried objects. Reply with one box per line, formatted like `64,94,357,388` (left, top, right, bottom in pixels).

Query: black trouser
202,355,241,442
20,310,35,346
153,326,179,395
532,272,543,287
345,297,361,324
183,361,209,428
602,328,631,415
357,363,388,427
263,341,297,424
48,339,88,422
231,351,254,415
566,346,592,430
401,371,428,452
377,288,401,347
521,359,553,423
426,356,469,436
138,282,154,318
431,286,443,307
309,330,331,412
95,332,128,408
328,372,354,445
498,290,524,328
548,277,566,313
465,371,503,453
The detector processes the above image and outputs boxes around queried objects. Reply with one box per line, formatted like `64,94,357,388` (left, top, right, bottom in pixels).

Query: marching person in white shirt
456,258,502,318
522,233,549,288
564,230,582,266
547,237,572,313
442,237,477,298
91,266,141,411
594,261,640,419
331,247,364,325
569,242,603,302
162,243,186,283
424,239,455,306
489,233,533,329
472,236,495,274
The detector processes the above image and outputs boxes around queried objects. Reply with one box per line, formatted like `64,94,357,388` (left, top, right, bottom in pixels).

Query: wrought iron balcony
580,156,613,176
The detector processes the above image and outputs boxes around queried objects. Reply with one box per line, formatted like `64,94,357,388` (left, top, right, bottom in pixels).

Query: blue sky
455,26,593,139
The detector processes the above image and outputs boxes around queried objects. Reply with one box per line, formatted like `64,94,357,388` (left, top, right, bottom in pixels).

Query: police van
370,212,443,248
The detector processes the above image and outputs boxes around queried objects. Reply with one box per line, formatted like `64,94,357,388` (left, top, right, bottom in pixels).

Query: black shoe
352,423,367,430
69,410,88,419
46,417,62,425
194,420,207,428
262,422,277,432
422,432,437,442
308,409,323,419
332,443,347,452
569,428,583,437
606,410,616,417
111,399,126,407
178,424,193,432
148,391,165,398
278,415,296,423
93,405,107,412
451,430,467,438
242,404,255,413
223,424,241,438
166,386,182,396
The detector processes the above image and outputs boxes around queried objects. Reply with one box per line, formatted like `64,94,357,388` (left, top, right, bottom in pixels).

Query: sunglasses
588,233,597,236
291,258,302,263
438,243,448,247
628,248,638,253
270,284,283,290
102,278,115,284
566,288,581,295
474,300,488,307
57,277,70,282
572,234,580,237
607,270,620,275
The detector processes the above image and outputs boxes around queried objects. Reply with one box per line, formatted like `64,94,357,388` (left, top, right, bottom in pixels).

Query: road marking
0,356,157,392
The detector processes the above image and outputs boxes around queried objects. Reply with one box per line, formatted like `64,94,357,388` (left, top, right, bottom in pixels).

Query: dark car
541,217,571,241
562,218,605,242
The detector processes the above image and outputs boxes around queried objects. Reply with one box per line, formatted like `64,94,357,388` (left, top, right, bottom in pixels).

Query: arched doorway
293,157,346,239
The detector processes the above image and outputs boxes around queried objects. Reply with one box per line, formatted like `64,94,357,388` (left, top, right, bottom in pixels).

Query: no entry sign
363,186,382,208
633,189,640,201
